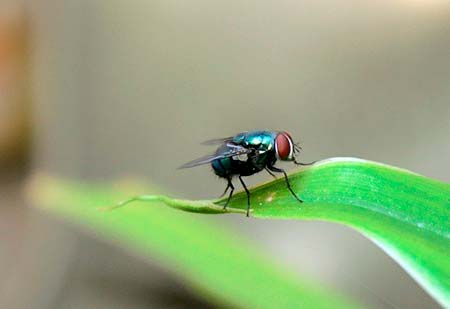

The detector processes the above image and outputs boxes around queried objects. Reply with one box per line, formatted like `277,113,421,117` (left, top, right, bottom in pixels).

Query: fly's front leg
294,159,316,166
267,165,303,203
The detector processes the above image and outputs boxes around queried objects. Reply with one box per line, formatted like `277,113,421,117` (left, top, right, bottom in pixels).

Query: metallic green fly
180,130,314,216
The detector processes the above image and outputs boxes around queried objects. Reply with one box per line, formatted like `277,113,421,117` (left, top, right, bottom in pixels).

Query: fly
180,130,314,216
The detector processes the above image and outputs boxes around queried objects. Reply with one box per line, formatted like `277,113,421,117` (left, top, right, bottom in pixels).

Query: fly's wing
179,144,251,169
178,153,227,169
201,137,234,145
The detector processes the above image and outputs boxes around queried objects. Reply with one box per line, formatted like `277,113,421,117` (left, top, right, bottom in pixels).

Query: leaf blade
76,157,449,307
27,173,357,309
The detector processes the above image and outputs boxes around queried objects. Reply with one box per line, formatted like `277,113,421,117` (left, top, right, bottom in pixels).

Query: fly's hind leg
223,177,234,211
220,181,230,197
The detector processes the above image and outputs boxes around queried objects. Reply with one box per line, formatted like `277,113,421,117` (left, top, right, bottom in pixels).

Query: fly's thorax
233,130,277,152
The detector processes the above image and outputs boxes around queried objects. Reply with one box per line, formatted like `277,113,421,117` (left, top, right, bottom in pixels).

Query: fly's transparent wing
179,144,251,169
179,153,227,169
201,137,234,145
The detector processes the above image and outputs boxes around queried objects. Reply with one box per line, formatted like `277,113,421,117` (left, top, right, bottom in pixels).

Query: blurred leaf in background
27,172,357,309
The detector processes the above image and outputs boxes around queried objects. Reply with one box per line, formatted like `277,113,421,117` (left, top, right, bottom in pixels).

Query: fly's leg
294,159,316,166
267,165,303,203
238,175,251,217
265,167,277,179
223,177,234,211
220,182,230,197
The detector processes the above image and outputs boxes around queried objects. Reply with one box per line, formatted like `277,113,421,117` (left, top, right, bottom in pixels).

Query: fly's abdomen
211,157,232,178
211,144,239,178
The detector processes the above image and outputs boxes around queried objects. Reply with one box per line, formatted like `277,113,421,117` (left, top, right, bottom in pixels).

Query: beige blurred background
1,0,449,308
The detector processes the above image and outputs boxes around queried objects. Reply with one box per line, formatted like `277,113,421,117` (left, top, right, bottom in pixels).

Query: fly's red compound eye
275,132,293,160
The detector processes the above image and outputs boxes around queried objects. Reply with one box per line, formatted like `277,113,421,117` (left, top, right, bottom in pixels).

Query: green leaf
107,157,450,307
27,173,357,309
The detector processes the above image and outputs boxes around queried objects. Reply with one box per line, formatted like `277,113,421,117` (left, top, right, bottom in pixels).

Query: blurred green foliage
28,172,356,308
